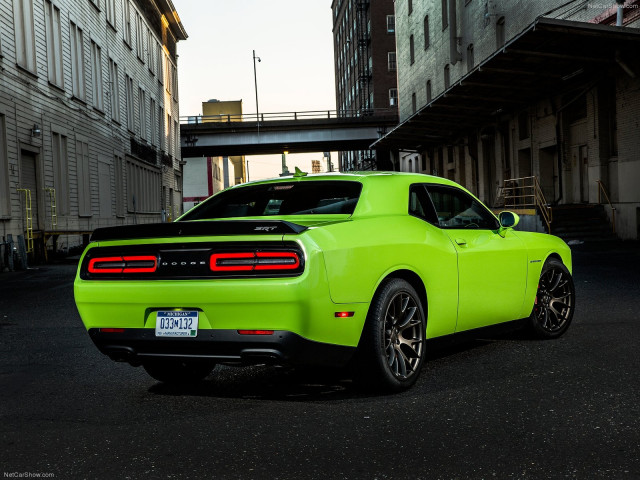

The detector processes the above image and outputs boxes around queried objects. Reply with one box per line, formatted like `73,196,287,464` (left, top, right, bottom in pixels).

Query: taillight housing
88,255,157,274
80,242,304,280
210,251,301,272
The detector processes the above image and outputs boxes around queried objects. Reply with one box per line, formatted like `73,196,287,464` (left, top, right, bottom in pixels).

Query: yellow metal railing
17,188,34,253
596,180,616,234
45,187,58,229
501,176,553,233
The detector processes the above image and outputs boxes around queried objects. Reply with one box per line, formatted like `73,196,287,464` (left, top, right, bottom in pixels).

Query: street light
253,50,261,126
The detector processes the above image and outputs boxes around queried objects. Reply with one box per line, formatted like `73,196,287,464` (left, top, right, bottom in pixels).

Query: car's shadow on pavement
147,338,501,401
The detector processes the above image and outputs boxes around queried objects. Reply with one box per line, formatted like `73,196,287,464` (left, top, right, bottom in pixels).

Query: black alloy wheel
529,258,575,339
354,278,426,391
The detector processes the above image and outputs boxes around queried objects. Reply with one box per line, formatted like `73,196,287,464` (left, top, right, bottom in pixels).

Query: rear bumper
89,328,356,368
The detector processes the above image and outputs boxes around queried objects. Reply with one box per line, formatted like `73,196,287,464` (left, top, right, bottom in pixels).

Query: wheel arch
369,268,428,323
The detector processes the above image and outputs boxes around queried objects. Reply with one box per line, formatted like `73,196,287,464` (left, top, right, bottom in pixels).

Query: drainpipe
554,109,563,205
616,0,625,26
449,0,462,64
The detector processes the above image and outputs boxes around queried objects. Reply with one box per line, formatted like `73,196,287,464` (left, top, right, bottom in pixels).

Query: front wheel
528,258,575,339
354,278,426,392
143,359,215,384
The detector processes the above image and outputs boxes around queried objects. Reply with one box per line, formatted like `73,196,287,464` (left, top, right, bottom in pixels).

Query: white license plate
155,311,199,337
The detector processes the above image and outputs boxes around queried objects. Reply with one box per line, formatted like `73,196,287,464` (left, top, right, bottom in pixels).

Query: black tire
143,359,215,384
528,258,575,339
354,278,426,392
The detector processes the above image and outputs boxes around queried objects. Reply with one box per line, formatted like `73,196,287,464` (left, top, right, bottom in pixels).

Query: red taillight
210,251,300,272
88,256,157,274
335,312,355,318
237,330,274,335
210,252,255,272
254,252,300,270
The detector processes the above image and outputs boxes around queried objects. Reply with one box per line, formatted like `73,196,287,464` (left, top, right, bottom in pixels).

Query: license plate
155,311,199,337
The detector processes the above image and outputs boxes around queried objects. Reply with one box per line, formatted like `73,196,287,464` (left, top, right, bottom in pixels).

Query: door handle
455,238,467,246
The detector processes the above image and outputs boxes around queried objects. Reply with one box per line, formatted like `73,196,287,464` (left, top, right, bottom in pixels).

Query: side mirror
498,211,519,236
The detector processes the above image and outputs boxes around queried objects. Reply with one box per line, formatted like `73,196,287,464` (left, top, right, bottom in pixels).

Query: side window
426,184,499,230
409,184,438,226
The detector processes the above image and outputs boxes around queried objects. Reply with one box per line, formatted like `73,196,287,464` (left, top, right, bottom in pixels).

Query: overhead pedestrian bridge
179,109,398,157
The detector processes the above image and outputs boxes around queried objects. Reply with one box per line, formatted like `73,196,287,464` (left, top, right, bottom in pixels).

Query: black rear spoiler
90,220,308,242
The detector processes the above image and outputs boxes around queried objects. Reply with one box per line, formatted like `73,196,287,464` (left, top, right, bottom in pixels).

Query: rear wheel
354,278,426,392
528,258,575,339
143,359,215,384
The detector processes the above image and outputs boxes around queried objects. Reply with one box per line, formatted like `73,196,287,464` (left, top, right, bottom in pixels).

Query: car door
425,184,528,332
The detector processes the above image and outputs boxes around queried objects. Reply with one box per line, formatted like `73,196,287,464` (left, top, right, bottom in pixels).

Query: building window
150,98,157,146
76,139,91,216
147,29,155,75
496,16,506,48
442,0,449,30
409,35,415,65
389,88,398,107
44,1,64,88
91,40,104,111
408,0,413,15
14,0,37,72
106,0,116,28
174,119,179,158
0,115,9,217
388,51,397,71
123,1,132,46
387,15,395,33
167,114,172,155
424,15,430,49
156,42,163,83
126,159,161,213
138,87,146,140
426,80,432,103
115,155,125,216
52,131,69,214
467,43,474,71
444,64,450,89
109,58,120,123
159,105,165,151
70,21,86,100
412,92,417,114
164,55,172,95
125,74,134,131
135,12,144,61
172,64,179,101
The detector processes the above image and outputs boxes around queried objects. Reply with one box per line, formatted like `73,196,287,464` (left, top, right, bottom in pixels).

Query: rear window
181,181,362,220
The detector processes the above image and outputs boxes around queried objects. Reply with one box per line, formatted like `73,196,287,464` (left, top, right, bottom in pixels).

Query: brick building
376,0,640,240
0,0,186,264
332,0,398,170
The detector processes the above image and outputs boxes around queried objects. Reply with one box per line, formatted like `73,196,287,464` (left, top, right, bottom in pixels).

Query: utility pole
253,50,261,134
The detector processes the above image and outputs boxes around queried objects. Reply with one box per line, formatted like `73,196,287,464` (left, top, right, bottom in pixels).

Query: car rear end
74,177,368,370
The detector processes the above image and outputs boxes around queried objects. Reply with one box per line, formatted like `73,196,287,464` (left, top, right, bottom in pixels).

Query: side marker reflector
335,312,355,318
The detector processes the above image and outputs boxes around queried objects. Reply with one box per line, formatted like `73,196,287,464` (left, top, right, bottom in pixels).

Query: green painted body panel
74,172,572,352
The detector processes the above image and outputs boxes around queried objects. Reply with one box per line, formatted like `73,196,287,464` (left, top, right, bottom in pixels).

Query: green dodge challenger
74,171,575,391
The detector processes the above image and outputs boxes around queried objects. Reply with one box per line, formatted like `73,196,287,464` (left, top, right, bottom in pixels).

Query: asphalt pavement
0,241,639,479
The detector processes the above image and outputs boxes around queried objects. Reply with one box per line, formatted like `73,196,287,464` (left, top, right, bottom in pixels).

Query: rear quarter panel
302,215,460,339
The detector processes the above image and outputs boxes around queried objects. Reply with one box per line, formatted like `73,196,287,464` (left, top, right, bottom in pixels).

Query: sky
171,0,338,180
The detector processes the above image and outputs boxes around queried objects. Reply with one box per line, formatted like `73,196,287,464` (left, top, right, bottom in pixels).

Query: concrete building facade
379,0,640,239
332,0,398,170
0,0,186,264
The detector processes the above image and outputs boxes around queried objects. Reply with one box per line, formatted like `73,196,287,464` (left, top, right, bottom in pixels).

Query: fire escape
356,0,371,116
356,0,375,169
